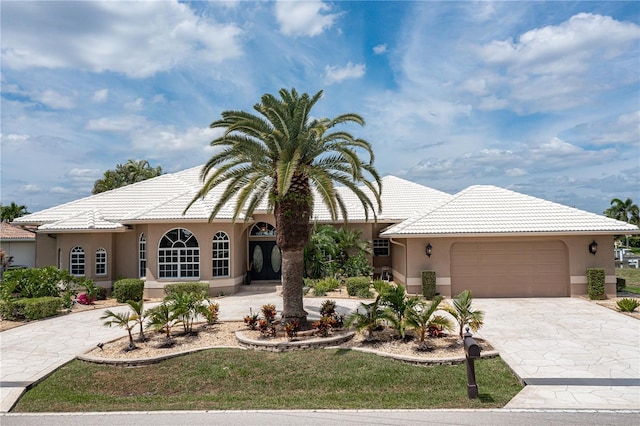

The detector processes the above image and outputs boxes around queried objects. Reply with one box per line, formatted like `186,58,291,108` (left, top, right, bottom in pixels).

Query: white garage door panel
451,241,569,297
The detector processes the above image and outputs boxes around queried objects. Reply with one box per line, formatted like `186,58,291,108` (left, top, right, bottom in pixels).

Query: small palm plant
168,292,208,334
444,290,485,339
379,282,420,339
146,302,182,345
126,299,148,342
406,295,453,349
345,296,385,341
100,309,137,351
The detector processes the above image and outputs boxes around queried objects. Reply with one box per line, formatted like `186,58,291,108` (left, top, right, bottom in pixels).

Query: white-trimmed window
139,233,147,279
158,228,200,278
212,231,230,277
70,246,85,276
373,239,390,256
95,248,107,276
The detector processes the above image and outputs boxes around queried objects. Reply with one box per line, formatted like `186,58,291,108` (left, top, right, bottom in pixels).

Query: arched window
95,248,107,276
212,232,230,277
139,233,147,279
250,222,276,236
70,246,85,276
158,228,200,278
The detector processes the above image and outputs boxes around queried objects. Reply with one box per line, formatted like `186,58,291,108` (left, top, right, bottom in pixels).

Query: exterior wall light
589,240,598,255
426,243,432,257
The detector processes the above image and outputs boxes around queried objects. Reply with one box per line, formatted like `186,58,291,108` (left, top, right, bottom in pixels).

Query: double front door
249,241,282,281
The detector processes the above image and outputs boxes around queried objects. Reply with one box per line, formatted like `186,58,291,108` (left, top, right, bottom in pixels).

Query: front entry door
249,241,282,281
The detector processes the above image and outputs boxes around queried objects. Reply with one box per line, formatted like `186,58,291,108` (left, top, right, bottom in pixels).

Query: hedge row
0,297,63,321
112,278,144,303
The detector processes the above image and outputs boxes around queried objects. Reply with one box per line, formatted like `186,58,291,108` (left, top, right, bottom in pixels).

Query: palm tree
304,224,339,278
185,88,382,323
126,299,147,342
345,296,386,341
406,295,454,345
378,281,420,339
605,198,639,225
100,309,137,350
146,302,182,342
92,159,162,194
1,202,29,222
444,290,485,339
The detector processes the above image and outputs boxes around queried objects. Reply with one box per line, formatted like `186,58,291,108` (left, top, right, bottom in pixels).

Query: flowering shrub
77,293,96,305
206,302,220,324
261,304,277,322
258,318,276,337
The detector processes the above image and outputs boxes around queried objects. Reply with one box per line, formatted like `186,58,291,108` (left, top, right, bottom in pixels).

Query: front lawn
616,269,640,294
13,348,522,412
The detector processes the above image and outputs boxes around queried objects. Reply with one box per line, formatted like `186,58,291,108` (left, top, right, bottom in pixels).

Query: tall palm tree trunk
275,183,312,324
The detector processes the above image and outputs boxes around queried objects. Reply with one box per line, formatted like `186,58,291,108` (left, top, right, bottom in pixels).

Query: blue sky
1,1,639,215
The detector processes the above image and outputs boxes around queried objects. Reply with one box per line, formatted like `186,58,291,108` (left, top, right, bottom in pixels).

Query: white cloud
565,111,640,146
92,89,109,103
3,134,30,143
1,1,243,78
36,89,76,109
324,62,365,84
373,44,387,55
275,0,339,37
86,116,149,132
125,98,145,111
19,184,40,193
131,126,218,152
505,168,527,177
474,13,640,113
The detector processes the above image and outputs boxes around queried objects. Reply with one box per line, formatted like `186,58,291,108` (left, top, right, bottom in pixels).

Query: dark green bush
312,278,341,296
616,277,626,292
164,282,209,297
11,297,63,321
346,276,372,298
97,286,108,300
0,300,18,320
2,267,62,299
616,298,640,312
112,278,144,303
17,297,63,320
587,268,606,300
421,270,436,299
342,253,374,278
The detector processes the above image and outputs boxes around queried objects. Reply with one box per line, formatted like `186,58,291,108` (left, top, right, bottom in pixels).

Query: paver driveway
473,298,640,409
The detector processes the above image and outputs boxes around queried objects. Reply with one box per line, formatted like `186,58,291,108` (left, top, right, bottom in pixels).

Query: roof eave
381,229,640,238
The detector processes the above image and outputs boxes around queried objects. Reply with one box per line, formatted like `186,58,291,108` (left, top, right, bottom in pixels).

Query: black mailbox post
463,327,481,399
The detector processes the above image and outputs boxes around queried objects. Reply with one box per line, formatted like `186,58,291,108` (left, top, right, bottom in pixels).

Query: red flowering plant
77,293,96,305
284,320,300,340
312,316,337,337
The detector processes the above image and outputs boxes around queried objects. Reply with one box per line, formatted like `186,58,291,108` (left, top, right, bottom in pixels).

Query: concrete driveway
473,298,640,409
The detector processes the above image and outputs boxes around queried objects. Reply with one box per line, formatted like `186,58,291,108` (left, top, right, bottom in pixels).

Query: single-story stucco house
0,222,36,269
12,165,639,299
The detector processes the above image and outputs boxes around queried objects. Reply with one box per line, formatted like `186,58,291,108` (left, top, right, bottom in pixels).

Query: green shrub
164,282,209,297
0,299,17,320
616,298,640,312
421,270,436,299
97,286,108,300
342,253,374,278
13,297,63,321
112,278,144,303
586,268,606,300
616,277,626,292
2,267,63,299
346,276,372,298
312,277,341,296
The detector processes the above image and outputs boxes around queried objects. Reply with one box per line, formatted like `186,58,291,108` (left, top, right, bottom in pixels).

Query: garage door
451,241,569,297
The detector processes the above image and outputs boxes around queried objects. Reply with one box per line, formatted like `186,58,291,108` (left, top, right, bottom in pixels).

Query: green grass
616,269,640,294
13,349,522,412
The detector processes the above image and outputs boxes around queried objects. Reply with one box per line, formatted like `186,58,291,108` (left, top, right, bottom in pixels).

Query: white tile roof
15,166,449,230
382,185,640,236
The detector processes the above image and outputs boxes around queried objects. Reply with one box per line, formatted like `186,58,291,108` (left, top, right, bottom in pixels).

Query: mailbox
463,327,481,399
463,330,481,359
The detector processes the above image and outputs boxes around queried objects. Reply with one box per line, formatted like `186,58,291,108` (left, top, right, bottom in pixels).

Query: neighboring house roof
14,166,450,231
382,185,640,237
0,223,36,241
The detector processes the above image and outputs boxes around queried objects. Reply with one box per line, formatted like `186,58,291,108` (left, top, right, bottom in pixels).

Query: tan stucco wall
395,235,617,298
35,233,57,267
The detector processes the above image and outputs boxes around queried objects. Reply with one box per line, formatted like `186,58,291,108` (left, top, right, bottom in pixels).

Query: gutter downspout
389,237,407,286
